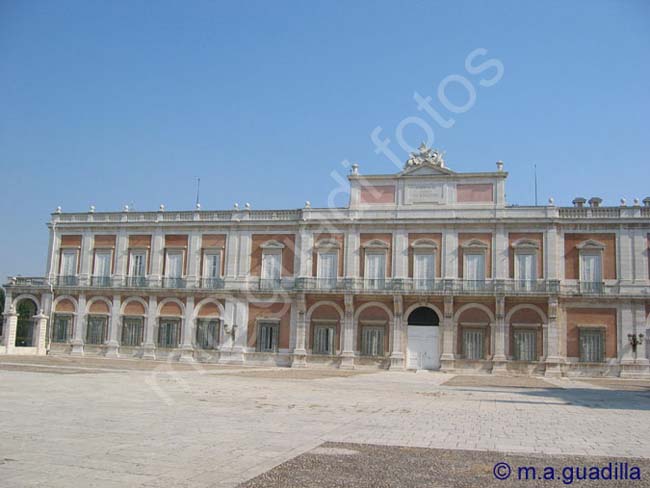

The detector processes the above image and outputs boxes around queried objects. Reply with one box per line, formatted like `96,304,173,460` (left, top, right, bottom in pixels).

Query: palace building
2,145,650,377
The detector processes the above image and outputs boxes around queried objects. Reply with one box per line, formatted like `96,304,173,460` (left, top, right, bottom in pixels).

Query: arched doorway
16,299,38,347
406,306,440,370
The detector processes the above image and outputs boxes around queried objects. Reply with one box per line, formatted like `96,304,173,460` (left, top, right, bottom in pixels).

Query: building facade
2,146,650,377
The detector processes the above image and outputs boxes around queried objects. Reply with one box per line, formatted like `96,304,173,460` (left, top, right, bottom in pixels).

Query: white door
407,326,439,370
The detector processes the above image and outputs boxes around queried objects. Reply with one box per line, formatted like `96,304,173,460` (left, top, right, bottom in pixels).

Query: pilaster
179,296,195,362
291,294,307,367
544,296,564,377
104,295,121,357
142,295,157,359
443,230,458,278
340,294,355,369
70,294,86,356
491,296,507,374
389,295,404,369
440,296,455,371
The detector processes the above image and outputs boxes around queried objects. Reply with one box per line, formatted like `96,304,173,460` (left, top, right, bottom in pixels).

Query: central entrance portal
406,307,440,370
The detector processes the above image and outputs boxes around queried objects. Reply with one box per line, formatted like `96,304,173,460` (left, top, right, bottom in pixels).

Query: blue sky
1,0,649,279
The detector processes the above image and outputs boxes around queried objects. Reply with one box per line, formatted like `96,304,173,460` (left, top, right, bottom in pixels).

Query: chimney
572,197,586,208
588,197,602,208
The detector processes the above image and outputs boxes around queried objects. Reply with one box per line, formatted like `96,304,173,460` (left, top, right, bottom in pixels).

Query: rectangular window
52,314,73,343
93,251,112,286
361,326,384,356
463,328,485,360
513,329,537,361
130,251,146,276
261,252,282,288
580,328,605,362
158,318,181,348
203,253,221,278
365,252,386,290
86,316,107,345
122,317,144,346
313,325,335,355
580,253,602,293
464,253,486,281
60,250,78,285
317,252,337,288
515,253,536,282
414,253,435,289
257,322,279,352
196,319,220,349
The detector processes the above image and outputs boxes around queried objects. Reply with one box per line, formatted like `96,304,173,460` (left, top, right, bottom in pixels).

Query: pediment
400,163,454,177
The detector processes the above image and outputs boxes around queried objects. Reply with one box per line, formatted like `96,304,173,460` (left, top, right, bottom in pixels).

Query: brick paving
0,356,649,487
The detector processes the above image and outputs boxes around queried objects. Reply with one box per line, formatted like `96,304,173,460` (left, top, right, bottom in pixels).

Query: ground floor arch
406,305,441,370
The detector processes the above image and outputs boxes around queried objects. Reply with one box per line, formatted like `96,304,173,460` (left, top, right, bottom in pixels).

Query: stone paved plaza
0,356,649,487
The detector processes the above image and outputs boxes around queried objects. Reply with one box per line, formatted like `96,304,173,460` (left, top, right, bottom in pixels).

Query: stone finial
233,203,239,210
351,163,359,175
195,203,201,210
572,197,586,208
158,204,165,212
123,204,130,212
588,197,602,208
496,160,504,172
245,202,251,210
633,198,640,206
643,197,650,208
620,198,627,207
548,197,555,206
89,205,95,213
55,206,62,214
304,200,311,209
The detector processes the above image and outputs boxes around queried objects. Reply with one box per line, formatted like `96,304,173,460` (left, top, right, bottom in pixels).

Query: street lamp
627,333,645,358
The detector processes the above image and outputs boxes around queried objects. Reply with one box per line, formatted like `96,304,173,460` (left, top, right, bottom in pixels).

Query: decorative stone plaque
405,183,444,204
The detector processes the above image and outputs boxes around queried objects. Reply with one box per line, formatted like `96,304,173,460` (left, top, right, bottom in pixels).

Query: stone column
105,295,121,357
440,296,455,371
2,308,18,354
70,294,86,356
389,295,404,369
179,296,195,362
34,313,49,355
544,296,564,377
492,296,507,374
142,296,157,359
340,294,355,369
292,294,307,368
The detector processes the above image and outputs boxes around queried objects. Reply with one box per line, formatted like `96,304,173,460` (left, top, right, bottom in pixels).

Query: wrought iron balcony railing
200,277,226,289
91,275,112,287
162,277,186,289
56,275,79,286
123,276,150,288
